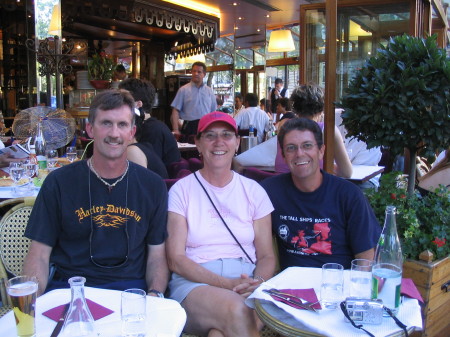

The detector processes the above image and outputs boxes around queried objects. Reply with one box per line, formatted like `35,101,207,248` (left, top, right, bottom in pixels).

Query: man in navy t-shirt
261,118,380,270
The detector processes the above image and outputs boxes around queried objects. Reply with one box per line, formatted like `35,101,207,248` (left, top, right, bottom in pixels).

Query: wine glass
9,162,24,195
23,163,37,191
66,146,77,163
46,149,58,170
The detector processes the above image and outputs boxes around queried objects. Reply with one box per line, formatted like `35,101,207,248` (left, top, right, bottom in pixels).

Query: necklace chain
88,158,129,191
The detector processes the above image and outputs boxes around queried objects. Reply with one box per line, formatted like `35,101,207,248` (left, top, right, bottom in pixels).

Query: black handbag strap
194,171,255,264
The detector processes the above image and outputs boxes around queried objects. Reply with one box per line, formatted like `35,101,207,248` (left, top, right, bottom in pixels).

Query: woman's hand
232,274,262,298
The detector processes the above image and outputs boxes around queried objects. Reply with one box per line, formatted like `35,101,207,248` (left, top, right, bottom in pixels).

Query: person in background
274,97,291,124
171,62,217,139
114,64,128,81
275,84,352,178
269,78,289,115
259,98,272,121
23,90,169,296
335,109,382,190
234,94,245,117
262,118,380,270
119,78,181,168
418,147,450,193
166,112,275,337
127,109,169,178
234,93,270,144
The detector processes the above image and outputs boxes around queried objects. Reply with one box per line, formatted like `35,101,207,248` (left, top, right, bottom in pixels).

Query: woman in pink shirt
166,112,275,337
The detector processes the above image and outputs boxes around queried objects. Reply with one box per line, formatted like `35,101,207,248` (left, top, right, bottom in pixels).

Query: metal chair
0,197,36,317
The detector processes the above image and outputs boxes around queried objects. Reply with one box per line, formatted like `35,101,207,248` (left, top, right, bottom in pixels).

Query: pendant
108,186,113,193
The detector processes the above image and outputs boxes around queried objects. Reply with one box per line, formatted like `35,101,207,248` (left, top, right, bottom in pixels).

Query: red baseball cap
197,111,237,134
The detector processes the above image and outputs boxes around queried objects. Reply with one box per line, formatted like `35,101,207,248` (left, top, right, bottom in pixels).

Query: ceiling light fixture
176,54,206,64
267,30,295,53
163,0,220,18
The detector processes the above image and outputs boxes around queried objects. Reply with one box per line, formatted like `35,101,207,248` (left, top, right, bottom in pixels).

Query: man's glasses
201,130,236,142
284,142,317,154
89,222,129,269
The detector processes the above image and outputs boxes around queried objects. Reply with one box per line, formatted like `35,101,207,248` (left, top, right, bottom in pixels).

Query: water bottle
372,205,403,315
265,120,276,141
61,277,96,337
248,124,255,138
34,120,47,169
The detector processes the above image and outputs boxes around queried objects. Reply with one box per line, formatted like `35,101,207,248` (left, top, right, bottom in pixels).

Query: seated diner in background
166,111,276,336
126,108,169,178
261,118,381,270
119,78,181,168
275,84,353,178
418,147,450,194
234,93,270,144
23,90,169,296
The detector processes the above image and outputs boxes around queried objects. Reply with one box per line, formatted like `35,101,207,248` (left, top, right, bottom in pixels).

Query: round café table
255,298,418,337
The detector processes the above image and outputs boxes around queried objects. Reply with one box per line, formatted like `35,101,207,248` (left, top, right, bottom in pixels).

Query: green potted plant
338,34,450,335
87,51,116,89
365,172,449,261
338,34,450,197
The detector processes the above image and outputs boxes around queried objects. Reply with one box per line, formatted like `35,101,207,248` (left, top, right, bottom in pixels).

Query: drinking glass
66,146,77,163
77,149,85,160
320,263,344,309
121,289,146,337
6,276,38,337
9,162,25,195
23,163,37,191
350,259,373,299
46,149,58,170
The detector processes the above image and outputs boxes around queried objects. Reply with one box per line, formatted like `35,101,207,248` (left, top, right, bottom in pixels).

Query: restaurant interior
0,0,449,171
0,1,449,336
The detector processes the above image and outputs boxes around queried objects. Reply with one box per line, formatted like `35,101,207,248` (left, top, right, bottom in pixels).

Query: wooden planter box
403,256,450,337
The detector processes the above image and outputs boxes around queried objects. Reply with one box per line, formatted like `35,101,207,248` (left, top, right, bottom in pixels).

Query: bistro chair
167,158,190,179
243,167,278,183
0,197,36,316
188,158,203,172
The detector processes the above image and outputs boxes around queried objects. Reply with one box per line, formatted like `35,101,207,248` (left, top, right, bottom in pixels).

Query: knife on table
50,302,70,337
262,289,317,312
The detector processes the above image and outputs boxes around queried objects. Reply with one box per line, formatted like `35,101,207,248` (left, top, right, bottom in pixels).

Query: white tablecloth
0,185,39,199
246,267,422,337
0,287,186,337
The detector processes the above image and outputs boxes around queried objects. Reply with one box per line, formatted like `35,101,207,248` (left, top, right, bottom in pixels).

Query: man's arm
23,241,52,296
355,248,375,261
145,243,170,295
170,108,181,137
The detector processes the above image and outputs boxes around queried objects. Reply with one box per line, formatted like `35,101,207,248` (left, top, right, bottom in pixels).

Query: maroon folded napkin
270,288,322,310
401,278,424,303
42,299,114,322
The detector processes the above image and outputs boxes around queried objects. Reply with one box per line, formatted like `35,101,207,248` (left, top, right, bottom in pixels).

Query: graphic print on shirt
75,204,142,228
278,217,332,256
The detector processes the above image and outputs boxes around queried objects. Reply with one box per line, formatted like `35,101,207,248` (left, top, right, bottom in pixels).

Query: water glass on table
350,259,373,299
46,149,58,170
121,288,146,337
66,146,77,163
9,162,25,195
23,162,37,191
320,263,344,309
6,276,38,337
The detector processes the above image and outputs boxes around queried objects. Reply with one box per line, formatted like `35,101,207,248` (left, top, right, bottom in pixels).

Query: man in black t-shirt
24,90,169,297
